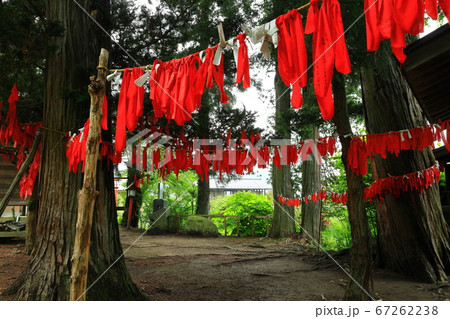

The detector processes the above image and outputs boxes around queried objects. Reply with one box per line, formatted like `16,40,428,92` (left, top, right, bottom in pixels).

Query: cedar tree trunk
3,0,145,300
196,93,211,215
361,45,450,283
25,177,39,255
196,180,210,215
300,124,322,244
270,67,295,238
333,73,374,300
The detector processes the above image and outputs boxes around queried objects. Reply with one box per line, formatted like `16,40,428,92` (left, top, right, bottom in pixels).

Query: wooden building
210,177,272,198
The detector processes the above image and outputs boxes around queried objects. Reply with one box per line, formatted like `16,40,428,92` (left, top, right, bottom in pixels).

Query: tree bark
196,93,211,215
333,73,374,301
361,44,450,283
3,0,145,300
25,182,38,255
300,125,322,244
196,179,210,215
270,67,295,238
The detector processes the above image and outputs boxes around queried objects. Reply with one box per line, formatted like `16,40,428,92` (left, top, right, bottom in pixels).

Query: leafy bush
321,216,352,250
210,191,273,236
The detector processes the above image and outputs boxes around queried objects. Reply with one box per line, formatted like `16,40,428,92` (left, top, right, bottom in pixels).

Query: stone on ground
183,216,218,237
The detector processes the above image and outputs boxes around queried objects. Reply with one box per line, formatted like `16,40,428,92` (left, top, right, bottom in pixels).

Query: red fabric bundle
19,145,41,199
258,146,270,168
439,0,450,23
363,0,429,63
316,136,336,157
99,143,122,165
131,145,136,165
330,192,348,205
127,67,145,132
426,0,439,20
205,47,230,104
347,136,368,176
273,146,281,170
142,146,148,171
386,131,401,156
115,68,131,152
234,33,251,88
152,147,160,171
366,133,388,159
364,0,405,62
0,86,42,198
364,164,440,202
422,0,450,26
394,0,424,36
66,119,90,173
2,84,19,146
114,67,145,152
101,95,108,131
150,47,228,127
306,0,351,120
440,121,450,152
276,9,308,109
287,144,298,165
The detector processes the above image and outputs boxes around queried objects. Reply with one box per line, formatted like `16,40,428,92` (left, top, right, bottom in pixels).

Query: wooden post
0,130,41,217
127,197,134,229
70,48,109,301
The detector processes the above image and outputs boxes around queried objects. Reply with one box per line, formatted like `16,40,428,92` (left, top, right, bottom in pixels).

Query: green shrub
321,216,352,250
210,191,273,236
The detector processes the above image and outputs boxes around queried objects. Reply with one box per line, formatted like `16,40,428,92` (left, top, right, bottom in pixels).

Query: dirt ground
1,228,449,301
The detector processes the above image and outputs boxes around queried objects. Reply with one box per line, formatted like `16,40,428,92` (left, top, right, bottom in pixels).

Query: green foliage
210,191,273,236
318,151,378,250
138,170,198,227
321,216,352,251
440,170,446,188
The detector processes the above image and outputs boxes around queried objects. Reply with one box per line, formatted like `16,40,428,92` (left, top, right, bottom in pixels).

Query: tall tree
295,82,325,243
333,73,374,300
321,0,375,300
300,123,322,243
270,68,296,237
4,0,144,300
261,0,303,238
195,96,211,215
361,43,450,283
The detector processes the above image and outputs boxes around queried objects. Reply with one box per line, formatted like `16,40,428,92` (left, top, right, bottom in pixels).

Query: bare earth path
1,228,449,301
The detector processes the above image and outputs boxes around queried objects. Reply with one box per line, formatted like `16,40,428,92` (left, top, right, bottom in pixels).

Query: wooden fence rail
167,214,273,237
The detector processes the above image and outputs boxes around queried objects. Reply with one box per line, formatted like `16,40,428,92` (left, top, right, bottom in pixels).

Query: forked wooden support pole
70,48,109,301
